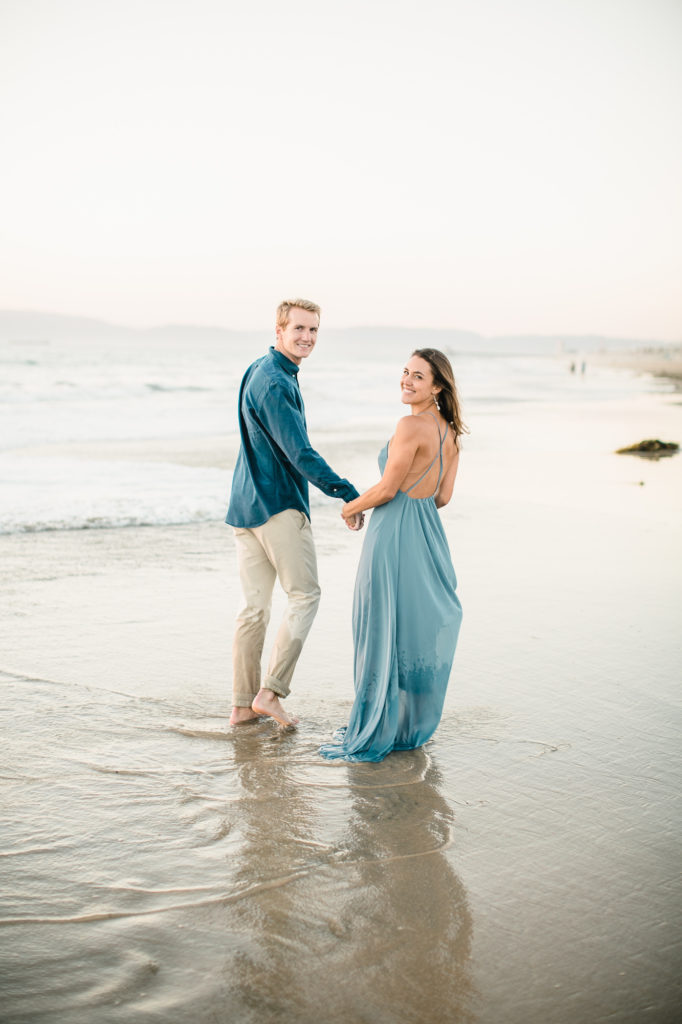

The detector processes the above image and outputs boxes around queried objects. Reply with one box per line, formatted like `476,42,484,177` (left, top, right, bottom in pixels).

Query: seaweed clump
615,439,679,459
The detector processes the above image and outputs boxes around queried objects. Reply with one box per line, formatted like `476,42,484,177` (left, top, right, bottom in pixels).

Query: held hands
345,513,365,531
342,504,365,531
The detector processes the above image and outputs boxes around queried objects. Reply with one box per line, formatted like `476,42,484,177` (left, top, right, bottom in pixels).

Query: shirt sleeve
258,380,360,502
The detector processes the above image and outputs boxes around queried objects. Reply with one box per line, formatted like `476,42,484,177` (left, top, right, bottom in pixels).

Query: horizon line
0,308,680,346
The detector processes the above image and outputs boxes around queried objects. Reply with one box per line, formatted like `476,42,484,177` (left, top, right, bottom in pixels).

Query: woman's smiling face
400,355,440,409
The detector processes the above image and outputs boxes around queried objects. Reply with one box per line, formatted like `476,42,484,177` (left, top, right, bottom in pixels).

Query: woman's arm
341,417,421,520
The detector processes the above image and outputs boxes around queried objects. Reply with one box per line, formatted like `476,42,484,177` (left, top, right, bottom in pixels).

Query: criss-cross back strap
404,412,446,496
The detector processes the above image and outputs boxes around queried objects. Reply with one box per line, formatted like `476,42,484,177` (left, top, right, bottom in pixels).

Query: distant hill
0,309,673,355
0,310,138,342
0,310,255,344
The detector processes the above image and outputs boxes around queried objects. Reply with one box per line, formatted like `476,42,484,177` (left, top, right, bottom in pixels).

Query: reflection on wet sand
224,730,475,1023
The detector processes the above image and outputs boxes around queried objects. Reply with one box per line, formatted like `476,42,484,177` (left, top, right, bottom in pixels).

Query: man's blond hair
276,298,321,328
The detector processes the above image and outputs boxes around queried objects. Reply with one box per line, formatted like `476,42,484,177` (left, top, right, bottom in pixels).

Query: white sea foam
0,455,231,533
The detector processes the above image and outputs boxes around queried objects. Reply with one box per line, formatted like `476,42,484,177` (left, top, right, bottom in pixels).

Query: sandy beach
2,350,682,1023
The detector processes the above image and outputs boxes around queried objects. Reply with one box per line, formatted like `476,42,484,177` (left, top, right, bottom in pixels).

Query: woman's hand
341,504,365,531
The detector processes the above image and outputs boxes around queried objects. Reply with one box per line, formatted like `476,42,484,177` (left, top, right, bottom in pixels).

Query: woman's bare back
396,412,457,499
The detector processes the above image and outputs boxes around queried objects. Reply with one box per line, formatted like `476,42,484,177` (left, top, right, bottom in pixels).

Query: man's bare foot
230,706,261,726
251,688,299,728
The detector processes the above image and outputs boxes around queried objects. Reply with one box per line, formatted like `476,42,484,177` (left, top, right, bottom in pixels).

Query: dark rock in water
615,439,680,459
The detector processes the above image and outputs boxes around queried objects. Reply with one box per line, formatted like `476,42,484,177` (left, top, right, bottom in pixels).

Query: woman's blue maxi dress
320,420,462,762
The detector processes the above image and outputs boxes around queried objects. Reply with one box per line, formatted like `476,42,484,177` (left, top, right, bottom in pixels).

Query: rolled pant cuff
233,695,257,708
262,674,289,699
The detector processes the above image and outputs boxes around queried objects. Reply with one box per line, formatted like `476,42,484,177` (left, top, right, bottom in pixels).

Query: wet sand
2,380,682,1022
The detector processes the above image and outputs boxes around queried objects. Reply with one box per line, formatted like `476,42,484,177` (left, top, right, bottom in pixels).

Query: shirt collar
270,345,300,376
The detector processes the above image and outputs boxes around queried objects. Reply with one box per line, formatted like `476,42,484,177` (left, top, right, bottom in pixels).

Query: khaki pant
232,509,321,706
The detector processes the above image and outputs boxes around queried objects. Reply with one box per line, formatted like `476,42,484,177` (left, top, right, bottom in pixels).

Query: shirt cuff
329,480,360,502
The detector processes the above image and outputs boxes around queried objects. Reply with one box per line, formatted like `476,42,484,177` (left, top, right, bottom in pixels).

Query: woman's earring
432,392,440,410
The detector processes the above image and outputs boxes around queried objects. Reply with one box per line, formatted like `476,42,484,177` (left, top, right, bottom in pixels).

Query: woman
319,349,465,763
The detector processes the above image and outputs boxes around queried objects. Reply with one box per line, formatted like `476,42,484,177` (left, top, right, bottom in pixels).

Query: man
226,298,362,728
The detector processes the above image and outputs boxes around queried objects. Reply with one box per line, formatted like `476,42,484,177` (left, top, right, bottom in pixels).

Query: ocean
0,329,660,533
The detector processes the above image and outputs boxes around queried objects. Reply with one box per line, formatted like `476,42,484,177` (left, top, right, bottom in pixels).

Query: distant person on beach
226,298,362,729
320,348,464,762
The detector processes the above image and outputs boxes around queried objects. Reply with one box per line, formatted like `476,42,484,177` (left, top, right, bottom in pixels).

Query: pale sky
1,0,681,339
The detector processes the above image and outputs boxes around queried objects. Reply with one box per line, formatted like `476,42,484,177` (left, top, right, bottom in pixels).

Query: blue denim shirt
226,347,359,528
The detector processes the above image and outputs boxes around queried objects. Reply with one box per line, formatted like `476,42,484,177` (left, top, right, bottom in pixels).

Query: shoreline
592,346,682,386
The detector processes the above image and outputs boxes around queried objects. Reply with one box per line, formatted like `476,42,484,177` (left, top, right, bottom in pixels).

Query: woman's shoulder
395,411,452,439
392,415,427,447
394,412,438,434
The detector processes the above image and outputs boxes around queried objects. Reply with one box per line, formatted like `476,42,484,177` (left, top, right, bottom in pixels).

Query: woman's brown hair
412,348,468,447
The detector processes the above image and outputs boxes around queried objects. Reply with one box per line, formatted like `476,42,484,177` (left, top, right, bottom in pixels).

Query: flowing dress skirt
320,450,462,763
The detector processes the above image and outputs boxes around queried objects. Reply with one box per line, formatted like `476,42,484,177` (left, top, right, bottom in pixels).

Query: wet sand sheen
1,666,475,1022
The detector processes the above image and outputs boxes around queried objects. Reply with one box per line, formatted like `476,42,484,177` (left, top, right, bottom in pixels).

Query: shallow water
1,670,475,1023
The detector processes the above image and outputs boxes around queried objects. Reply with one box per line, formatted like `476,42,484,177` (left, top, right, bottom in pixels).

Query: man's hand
344,512,365,531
